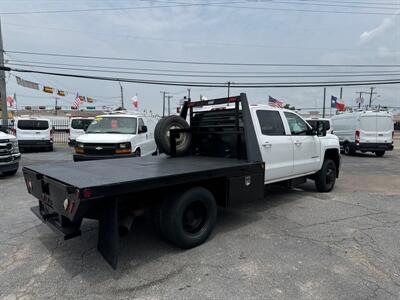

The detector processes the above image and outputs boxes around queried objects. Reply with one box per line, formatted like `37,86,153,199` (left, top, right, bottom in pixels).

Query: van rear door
17,120,51,141
376,114,393,144
359,114,377,144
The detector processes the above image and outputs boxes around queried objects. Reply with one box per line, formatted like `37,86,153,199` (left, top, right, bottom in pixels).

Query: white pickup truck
0,130,21,176
24,93,341,269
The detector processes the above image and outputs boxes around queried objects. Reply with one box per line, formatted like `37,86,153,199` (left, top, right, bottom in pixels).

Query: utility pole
160,91,169,117
187,88,191,101
356,88,376,109
118,82,124,109
166,95,173,116
0,17,8,129
368,87,377,108
227,81,231,98
14,92,17,117
54,96,58,116
322,87,326,118
339,87,343,100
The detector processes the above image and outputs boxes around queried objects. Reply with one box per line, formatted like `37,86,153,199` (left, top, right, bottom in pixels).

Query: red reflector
68,201,75,213
228,97,238,103
83,188,92,198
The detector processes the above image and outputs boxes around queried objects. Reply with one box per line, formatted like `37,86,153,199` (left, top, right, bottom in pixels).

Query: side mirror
139,125,147,133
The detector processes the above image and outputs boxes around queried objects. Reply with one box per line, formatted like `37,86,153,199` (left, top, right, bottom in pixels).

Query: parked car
0,130,21,176
331,110,394,156
306,118,333,134
68,117,94,146
73,112,157,161
13,117,53,152
24,94,340,268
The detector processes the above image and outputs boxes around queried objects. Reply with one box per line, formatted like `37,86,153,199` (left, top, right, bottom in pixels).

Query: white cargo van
13,117,53,151
331,111,394,156
73,113,157,161
68,117,94,146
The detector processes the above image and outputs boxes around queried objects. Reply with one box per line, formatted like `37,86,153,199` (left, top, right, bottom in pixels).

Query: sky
0,0,399,114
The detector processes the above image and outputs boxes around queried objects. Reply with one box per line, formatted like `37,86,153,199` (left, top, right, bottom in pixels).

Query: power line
6,50,400,68
7,62,400,79
207,3,400,15
3,66,400,88
8,59,400,75
7,22,400,53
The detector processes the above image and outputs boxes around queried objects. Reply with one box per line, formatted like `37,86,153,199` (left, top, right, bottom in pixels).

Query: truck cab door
136,118,149,154
283,112,320,175
253,109,294,183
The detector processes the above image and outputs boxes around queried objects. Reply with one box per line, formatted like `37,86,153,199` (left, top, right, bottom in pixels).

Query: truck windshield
86,117,137,134
71,119,93,130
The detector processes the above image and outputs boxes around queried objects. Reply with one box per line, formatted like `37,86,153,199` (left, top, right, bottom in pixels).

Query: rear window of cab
17,120,49,130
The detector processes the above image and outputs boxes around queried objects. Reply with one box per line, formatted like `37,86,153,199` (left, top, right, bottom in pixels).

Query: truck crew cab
23,94,340,268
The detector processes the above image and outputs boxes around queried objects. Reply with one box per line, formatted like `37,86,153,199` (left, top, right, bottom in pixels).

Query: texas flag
331,95,345,111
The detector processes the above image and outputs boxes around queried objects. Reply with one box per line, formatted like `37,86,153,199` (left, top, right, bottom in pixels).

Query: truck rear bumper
19,140,53,148
73,153,135,161
355,143,394,152
31,206,82,240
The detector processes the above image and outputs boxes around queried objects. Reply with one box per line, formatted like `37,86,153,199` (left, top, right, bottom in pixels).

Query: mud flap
97,198,119,269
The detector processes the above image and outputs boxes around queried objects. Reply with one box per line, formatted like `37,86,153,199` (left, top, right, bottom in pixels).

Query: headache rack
170,93,261,162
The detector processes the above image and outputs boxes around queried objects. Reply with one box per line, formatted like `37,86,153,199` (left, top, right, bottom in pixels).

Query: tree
283,104,296,110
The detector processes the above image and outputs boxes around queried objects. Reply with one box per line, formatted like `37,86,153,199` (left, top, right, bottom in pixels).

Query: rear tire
315,159,337,193
155,115,191,156
375,150,385,157
343,143,354,155
160,187,217,249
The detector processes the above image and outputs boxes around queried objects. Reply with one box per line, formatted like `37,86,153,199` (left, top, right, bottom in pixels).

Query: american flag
72,93,83,109
268,96,284,108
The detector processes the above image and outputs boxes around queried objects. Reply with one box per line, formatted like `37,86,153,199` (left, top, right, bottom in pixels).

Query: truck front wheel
160,187,217,249
315,159,337,193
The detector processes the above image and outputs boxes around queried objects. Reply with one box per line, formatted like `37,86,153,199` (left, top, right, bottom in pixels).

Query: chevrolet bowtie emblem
95,146,103,150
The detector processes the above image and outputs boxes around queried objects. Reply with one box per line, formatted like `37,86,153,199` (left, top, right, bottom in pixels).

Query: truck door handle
294,141,302,146
262,142,271,148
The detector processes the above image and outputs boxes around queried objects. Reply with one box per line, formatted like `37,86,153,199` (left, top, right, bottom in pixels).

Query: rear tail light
50,129,54,140
11,128,16,136
355,130,360,144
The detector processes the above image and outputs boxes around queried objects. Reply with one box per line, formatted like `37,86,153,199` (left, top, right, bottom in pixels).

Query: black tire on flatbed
155,115,191,156
160,187,217,249
315,159,337,193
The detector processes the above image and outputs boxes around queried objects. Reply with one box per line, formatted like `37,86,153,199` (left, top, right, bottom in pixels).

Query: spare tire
155,115,191,156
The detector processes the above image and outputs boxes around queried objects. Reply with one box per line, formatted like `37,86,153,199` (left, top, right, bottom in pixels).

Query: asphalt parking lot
1,145,400,299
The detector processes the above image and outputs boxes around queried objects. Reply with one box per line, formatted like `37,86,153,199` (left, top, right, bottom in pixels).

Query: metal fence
52,119,69,145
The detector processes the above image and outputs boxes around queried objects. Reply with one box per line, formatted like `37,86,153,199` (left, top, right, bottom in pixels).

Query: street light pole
118,82,124,109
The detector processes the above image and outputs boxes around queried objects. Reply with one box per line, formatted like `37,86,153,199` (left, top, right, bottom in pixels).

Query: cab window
256,110,286,136
284,112,310,135
138,118,145,133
